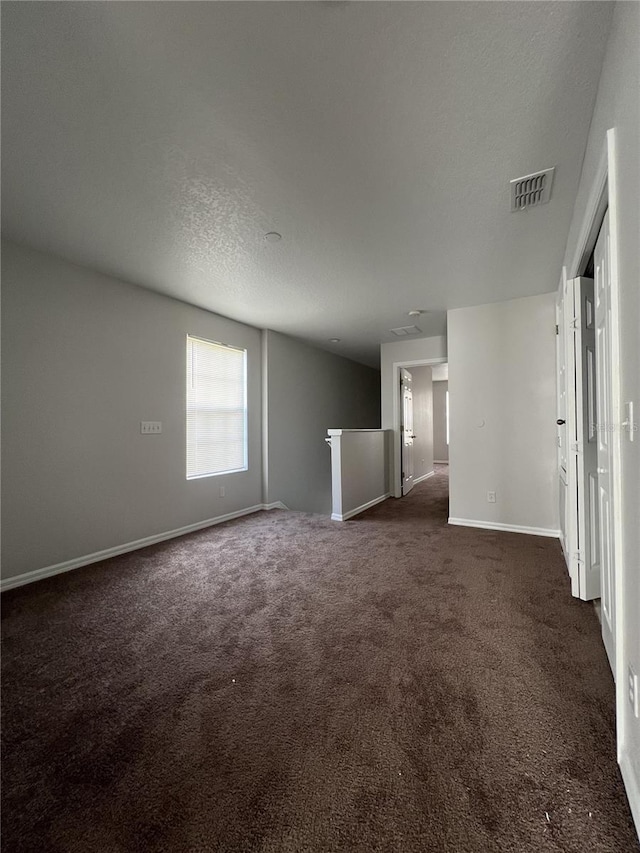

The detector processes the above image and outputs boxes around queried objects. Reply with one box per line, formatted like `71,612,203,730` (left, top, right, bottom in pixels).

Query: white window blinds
186,336,247,479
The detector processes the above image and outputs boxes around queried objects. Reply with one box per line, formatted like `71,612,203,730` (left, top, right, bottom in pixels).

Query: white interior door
560,273,580,597
400,368,415,495
561,274,600,601
594,210,616,674
556,287,570,571
573,276,600,600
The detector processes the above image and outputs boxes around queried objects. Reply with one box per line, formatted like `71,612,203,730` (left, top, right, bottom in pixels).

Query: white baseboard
413,470,435,485
1,504,271,592
448,517,561,538
263,501,289,511
620,749,640,841
331,493,390,522
434,460,449,464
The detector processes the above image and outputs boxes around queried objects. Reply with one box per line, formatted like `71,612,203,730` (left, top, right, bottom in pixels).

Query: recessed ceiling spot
510,168,555,211
329,337,341,343
264,231,282,242
407,309,427,318
390,325,421,337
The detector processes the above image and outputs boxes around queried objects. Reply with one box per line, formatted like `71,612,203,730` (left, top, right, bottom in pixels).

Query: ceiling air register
510,167,555,211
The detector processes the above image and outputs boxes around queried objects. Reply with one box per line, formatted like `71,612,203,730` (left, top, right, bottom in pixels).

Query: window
186,335,247,479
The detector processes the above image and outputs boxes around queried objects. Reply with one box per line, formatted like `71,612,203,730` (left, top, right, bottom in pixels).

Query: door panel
574,276,600,600
400,368,415,496
556,288,570,571
560,274,599,601
594,210,615,674
559,275,580,596
558,471,568,560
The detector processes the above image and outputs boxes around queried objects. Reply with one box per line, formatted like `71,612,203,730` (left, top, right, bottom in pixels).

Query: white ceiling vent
510,167,555,211
390,325,421,337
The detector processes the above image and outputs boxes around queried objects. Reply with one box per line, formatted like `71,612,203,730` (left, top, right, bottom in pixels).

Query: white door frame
555,285,571,579
566,129,625,757
392,357,447,498
558,270,581,596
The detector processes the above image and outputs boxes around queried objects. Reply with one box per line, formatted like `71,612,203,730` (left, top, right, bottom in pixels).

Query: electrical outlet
219,486,225,498
140,421,162,434
628,665,639,717
487,491,496,503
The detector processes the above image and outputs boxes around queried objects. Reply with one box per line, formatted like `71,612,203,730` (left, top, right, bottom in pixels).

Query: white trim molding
566,130,629,799
413,470,435,485
448,517,561,538
1,503,277,592
331,492,390,522
434,460,449,464
604,128,626,765
568,140,609,280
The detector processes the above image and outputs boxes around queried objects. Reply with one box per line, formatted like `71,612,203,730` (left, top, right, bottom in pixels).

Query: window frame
186,334,248,481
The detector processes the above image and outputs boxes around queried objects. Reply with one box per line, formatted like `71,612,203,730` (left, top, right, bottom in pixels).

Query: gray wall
433,381,449,462
263,330,380,514
411,366,433,481
560,0,640,817
1,241,263,580
448,292,558,533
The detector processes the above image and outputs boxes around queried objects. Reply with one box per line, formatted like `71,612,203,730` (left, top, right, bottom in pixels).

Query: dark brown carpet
2,466,638,852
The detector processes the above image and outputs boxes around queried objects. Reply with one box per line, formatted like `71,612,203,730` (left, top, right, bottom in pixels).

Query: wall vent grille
390,325,421,337
510,167,555,211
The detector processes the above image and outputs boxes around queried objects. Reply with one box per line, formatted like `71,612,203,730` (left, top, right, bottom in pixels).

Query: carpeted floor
2,466,638,852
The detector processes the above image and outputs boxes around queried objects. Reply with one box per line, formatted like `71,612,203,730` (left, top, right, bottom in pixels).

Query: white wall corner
619,749,640,841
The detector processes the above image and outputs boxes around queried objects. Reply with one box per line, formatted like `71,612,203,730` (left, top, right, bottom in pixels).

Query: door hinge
555,324,559,335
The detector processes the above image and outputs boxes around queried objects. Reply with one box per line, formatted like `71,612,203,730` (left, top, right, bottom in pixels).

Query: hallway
2,468,637,852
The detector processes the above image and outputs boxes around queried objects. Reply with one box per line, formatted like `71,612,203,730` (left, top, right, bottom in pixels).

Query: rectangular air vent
390,325,421,337
510,167,555,211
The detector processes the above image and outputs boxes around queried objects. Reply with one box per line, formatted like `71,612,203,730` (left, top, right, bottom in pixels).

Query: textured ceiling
1,2,613,367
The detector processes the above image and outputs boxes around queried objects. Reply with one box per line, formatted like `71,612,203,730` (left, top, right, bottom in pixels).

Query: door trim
391,357,447,498
568,129,625,760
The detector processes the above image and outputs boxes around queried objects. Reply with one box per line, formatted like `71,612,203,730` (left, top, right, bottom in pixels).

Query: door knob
556,419,566,425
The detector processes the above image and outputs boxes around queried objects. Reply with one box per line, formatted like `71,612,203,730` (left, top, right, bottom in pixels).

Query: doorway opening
556,130,623,685
397,361,448,498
